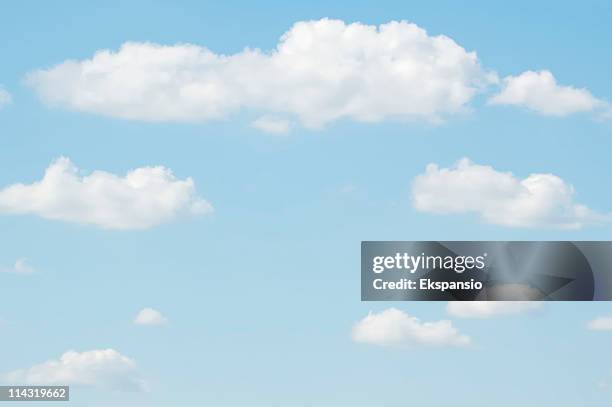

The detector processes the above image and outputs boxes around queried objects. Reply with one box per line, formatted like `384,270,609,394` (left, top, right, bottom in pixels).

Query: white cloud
447,301,542,319
587,316,612,331
0,258,34,274
134,308,168,326
3,349,146,392
251,116,291,134
411,158,610,229
489,70,609,117
351,308,471,348
0,157,212,230
26,19,497,129
0,87,12,109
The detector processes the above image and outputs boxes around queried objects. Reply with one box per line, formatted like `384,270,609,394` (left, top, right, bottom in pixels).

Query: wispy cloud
0,258,34,274
3,349,146,392
412,158,610,229
0,87,12,109
587,316,612,331
26,19,496,129
352,308,471,348
251,116,292,134
134,308,168,326
447,301,542,319
489,70,610,118
0,157,212,230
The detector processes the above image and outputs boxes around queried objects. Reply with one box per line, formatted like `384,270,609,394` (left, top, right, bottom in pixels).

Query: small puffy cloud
0,87,12,109
351,308,471,348
489,70,609,117
134,308,168,326
26,19,496,129
447,301,542,319
0,258,34,274
587,316,612,331
0,157,212,230
3,349,146,392
251,116,291,134
411,158,610,229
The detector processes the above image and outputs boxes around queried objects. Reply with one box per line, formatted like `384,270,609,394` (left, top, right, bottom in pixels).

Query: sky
1,1,612,405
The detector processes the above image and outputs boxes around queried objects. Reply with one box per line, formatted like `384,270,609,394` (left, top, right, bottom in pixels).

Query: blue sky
1,1,612,405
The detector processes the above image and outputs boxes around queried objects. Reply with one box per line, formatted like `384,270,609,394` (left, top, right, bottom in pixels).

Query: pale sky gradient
1,1,612,406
